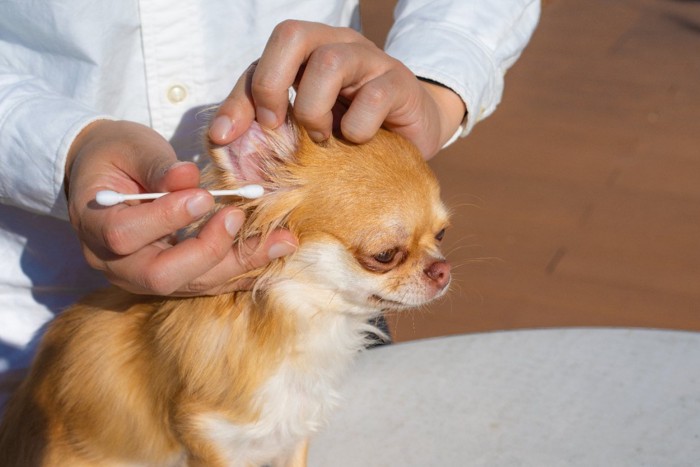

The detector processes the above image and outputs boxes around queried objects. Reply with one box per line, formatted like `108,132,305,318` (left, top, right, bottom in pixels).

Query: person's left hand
208,20,465,159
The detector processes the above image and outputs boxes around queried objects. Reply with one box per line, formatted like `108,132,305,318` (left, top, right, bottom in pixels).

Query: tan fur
0,120,448,466
0,289,294,466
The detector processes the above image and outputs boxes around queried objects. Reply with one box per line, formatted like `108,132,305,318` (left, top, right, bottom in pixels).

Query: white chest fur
196,278,381,466
194,242,386,465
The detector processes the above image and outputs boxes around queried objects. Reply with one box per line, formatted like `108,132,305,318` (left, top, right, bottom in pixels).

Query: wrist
418,79,467,148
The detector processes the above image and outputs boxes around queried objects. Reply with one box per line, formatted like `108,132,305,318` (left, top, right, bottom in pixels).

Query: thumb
158,161,202,193
121,129,200,192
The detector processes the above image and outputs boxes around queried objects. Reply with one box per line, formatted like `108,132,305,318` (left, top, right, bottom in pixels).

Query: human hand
65,120,297,296
208,20,466,160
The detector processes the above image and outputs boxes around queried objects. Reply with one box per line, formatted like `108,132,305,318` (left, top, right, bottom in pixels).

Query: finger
293,42,383,142
208,62,257,144
104,122,185,193
83,189,214,257
159,161,201,192
102,207,245,295
339,71,403,143
252,20,365,129
174,228,298,295
127,155,199,195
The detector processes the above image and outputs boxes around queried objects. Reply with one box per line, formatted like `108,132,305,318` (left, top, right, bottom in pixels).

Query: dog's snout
424,260,451,289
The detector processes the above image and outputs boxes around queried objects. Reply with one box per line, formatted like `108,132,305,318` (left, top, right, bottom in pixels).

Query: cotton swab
95,184,265,207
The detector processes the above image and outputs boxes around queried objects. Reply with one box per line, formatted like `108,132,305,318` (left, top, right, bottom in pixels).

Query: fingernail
186,193,212,218
307,130,326,142
256,107,278,129
267,241,297,260
224,211,244,237
169,161,191,169
165,161,193,175
209,116,234,141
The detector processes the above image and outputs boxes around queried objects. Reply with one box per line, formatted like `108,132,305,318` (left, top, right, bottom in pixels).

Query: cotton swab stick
95,184,265,207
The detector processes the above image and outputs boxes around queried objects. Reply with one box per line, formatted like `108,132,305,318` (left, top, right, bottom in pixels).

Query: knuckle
199,225,233,258
240,242,271,272
292,103,323,125
102,224,132,255
341,112,378,143
361,82,390,107
141,265,177,296
250,74,280,99
384,54,406,72
199,239,227,263
311,45,344,73
154,207,184,234
272,19,306,44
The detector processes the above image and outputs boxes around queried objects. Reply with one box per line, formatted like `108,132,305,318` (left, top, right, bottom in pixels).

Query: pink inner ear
214,119,298,184
225,121,269,183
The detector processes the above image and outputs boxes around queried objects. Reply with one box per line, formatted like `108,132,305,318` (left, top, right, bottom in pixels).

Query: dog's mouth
369,294,407,310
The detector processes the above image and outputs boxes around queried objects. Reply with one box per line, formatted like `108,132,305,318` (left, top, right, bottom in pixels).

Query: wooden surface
361,0,700,341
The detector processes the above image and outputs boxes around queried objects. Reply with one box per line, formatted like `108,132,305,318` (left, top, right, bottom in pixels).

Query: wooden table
309,328,700,466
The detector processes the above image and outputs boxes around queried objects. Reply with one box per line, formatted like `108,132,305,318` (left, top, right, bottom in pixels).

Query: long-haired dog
0,115,451,466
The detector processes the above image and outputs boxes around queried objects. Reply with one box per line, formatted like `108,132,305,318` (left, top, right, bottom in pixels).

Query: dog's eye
358,247,406,273
435,228,446,241
373,248,397,264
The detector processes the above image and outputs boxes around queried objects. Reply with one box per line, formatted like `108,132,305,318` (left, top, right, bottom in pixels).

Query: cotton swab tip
235,184,265,199
95,190,125,207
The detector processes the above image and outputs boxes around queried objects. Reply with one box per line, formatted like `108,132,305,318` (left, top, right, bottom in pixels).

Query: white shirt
0,0,540,372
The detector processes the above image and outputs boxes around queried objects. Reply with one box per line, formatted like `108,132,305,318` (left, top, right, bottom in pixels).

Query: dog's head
205,115,450,313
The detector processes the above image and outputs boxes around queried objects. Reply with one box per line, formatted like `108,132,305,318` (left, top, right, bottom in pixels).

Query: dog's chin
369,294,409,311
368,293,436,312
368,284,450,311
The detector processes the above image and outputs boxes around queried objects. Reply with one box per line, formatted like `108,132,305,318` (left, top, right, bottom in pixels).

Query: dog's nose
424,260,451,290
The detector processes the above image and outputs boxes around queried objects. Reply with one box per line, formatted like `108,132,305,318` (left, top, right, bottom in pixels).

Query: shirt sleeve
385,0,541,138
0,72,111,220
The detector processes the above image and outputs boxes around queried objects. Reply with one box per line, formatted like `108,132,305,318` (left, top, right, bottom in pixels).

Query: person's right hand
208,20,466,160
65,120,297,296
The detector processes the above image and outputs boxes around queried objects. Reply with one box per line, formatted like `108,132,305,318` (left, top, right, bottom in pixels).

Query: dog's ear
207,115,299,188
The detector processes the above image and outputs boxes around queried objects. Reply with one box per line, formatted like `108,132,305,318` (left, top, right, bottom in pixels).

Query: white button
167,84,188,104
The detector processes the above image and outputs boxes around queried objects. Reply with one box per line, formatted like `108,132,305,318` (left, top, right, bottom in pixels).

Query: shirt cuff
385,21,503,139
0,90,112,220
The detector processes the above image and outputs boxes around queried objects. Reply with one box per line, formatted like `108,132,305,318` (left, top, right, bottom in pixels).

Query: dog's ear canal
208,114,299,186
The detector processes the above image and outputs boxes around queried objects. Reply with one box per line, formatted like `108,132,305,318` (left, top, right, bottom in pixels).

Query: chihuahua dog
0,114,451,466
